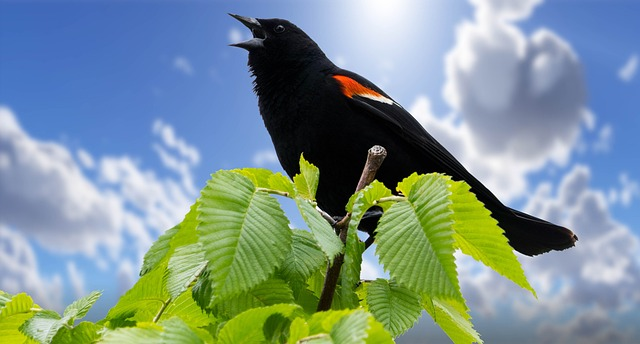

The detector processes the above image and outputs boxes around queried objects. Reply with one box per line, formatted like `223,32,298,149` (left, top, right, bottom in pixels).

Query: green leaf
233,167,274,188
101,322,163,343
278,230,327,296
101,317,203,344
62,290,102,324
366,279,421,337
364,316,394,344
0,292,35,318
141,201,201,277
106,263,169,326
217,304,302,344
159,288,216,328
269,172,297,197
140,225,179,276
19,310,62,344
296,198,342,264
423,296,482,344
19,291,102,343
212,278,295,319
294,154,320,200
330,310,369,344
307,310,393,344
396,172,421,196
51,321,102,344
198,170,292,299
447,180,536,297
287,317,309,344
165,243,207,299
337,181,393,310
263,313,292,343
0,292,38,343
376,174,461,301
338,220,364,310
347,181,393,215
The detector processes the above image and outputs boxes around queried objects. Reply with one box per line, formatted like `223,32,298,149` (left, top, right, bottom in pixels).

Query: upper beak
228,13,266,50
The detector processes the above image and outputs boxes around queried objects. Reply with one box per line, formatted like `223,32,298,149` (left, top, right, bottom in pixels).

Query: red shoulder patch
332,75,395,105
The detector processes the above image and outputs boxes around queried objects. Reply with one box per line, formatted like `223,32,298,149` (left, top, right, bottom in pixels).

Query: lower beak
228,13,265,50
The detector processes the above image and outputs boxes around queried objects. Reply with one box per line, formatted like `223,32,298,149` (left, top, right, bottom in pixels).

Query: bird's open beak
228,13,266,50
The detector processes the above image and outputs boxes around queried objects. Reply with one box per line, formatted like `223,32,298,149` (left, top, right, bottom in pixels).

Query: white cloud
537,308,635,344
0,106,123,256
593,124,613,153
409,97,530,201
252,149,279,167
0,106,199,304
360,258,383,280
0,225,64,312
173,56,194,76
228,27,244,45
618,53,638,82
66,261,86,299
412,2,640,340
117,259,136,294
443,4,587,170
608,172,639,207
470,0,543,22
333,55,347,68
454,165,640,340
77,148,95,169
152,119,200,166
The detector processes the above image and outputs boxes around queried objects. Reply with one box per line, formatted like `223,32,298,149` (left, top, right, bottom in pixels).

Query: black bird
229,14,577,256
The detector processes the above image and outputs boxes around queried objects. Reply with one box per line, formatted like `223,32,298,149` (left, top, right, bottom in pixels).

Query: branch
316,145,387,311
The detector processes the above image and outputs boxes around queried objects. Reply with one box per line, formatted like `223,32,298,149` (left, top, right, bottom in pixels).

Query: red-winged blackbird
230,14,577,256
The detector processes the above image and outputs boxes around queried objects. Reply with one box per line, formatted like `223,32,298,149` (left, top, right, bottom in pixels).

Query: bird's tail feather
496,208,578,256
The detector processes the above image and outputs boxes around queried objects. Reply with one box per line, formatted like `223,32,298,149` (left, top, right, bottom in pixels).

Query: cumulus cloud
228,27,244,45
152,119,200,195
537,308,635,344
77,148,95,169
470,0,543,22
592,124,613,153
0,105,200,304
608,172,639,207
0,106,123,256
117,259,136,294
455,165,640,340
173,56,194,76
252,149,279,167
443,0,587,170
410,97,529,201
66,261,86,299
0,225,64,312
618,54,638,82
152,120,200,166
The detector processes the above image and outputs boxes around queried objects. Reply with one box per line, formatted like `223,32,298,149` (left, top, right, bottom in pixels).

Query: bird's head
229,14,328,70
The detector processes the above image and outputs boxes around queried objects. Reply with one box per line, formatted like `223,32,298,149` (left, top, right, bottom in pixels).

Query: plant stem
153,297,171,323
256,187,290,197
316,145,387,311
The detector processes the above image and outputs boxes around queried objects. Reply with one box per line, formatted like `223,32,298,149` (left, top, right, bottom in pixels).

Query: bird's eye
274,25,285,33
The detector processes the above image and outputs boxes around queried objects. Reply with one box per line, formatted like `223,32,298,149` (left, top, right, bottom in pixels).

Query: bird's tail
495,207,578,256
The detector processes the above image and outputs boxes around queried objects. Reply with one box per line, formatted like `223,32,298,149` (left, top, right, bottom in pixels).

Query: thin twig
316,145,387,311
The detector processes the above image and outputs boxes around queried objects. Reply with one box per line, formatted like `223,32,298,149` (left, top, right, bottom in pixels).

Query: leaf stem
256,187,290,197
316,145,387,311
152,297,172,323
376,195,406,203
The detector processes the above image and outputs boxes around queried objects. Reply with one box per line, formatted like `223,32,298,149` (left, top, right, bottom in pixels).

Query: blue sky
1,0,639,342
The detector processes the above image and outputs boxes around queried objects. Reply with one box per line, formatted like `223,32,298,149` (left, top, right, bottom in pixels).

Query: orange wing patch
332,75,396,105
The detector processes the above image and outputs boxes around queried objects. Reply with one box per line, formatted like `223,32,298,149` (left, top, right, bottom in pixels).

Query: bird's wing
331,70,501,206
